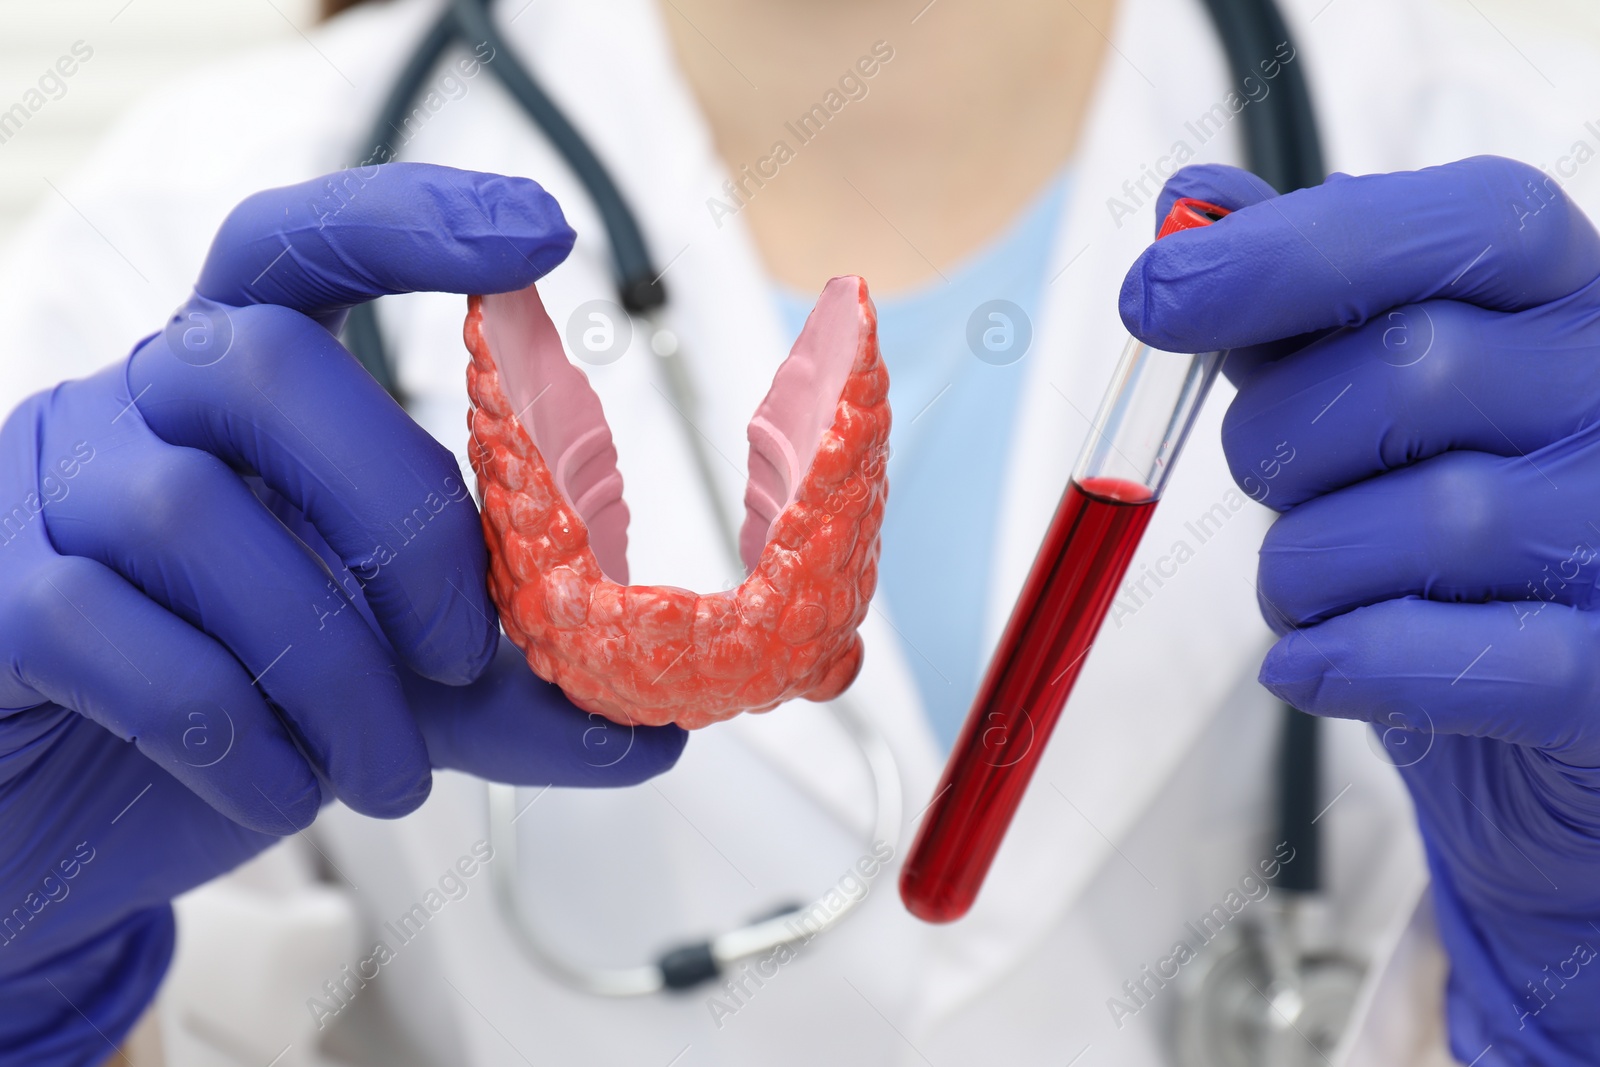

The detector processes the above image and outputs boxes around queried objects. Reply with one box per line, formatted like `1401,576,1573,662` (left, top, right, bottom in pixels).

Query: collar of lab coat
462,0,1275,1020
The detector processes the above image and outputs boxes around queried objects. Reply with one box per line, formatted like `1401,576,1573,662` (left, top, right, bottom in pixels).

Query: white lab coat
2,0,1598,1063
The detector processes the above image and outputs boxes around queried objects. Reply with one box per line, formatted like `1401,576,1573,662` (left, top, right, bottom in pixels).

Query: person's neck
662,0,1115,294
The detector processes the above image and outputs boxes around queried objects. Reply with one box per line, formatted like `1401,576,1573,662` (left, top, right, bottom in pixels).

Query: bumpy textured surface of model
465,276,889,729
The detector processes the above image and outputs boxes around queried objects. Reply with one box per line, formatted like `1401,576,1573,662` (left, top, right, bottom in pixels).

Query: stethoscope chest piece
1175,908,1364,1067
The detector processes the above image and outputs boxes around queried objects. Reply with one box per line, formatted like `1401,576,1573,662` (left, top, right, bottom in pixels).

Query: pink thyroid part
464,275,890,729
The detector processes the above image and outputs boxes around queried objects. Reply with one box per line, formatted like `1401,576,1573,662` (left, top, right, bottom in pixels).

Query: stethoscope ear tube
486,694,903,996
1273,706,1322,894
1194,0,1324,194
447,0,666,313
487,783,666,996
344,0,672,404
1196,0,1328,905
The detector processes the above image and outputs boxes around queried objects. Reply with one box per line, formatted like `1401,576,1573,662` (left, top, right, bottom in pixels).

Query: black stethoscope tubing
1196,0,1328,898
343,0,667,400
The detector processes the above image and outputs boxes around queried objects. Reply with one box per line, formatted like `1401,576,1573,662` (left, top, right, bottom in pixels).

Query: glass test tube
899,199,1232,923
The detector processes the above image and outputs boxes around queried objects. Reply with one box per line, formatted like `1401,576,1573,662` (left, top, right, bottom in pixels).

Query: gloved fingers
193,163,574,330
1258,597,1600,762
407,636,688,787
127,306,495,685
1224,287,1600,509
3,553,322,834
245,475,387,636
1121,156,1600,355
1150,162,1280,233
44,420,433,819
1141,164,1337,382
1255,438,1600,630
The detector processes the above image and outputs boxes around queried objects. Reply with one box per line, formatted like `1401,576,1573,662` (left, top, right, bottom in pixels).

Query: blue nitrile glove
0,163,685,1065
1123,157,1600,1065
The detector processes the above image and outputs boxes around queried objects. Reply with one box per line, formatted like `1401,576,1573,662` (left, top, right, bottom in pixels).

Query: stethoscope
346,0,1366,1053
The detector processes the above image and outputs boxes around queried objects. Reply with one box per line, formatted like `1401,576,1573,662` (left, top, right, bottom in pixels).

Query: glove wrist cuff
0,905,174,1067
1425,843,1600,1065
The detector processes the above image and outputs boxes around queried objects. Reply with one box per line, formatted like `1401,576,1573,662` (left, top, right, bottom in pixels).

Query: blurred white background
0,0,318,246
2,0,1599,253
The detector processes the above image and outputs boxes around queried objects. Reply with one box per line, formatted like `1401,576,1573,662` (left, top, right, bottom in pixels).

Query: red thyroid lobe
464,276,890,730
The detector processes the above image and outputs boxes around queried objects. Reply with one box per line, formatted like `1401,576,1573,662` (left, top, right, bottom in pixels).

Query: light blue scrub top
773,172,1072,751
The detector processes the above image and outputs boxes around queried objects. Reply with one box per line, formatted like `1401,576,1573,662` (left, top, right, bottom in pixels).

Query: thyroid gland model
464,275,890,729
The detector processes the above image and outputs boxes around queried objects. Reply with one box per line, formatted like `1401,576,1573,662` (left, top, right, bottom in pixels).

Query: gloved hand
0,163,685,1065
1123,156,1600,1065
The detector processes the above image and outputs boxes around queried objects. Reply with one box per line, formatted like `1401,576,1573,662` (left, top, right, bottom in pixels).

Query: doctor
3,0,1600,1064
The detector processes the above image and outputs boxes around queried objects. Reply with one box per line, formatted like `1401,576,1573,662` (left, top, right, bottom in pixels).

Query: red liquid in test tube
900,199,1232,923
